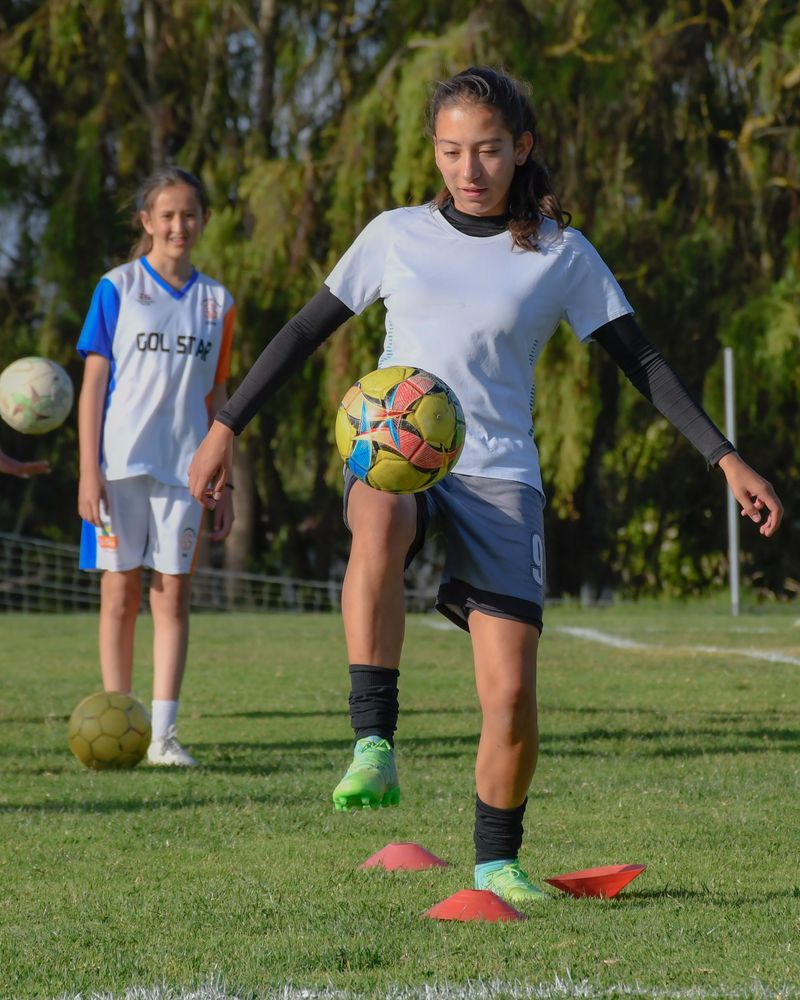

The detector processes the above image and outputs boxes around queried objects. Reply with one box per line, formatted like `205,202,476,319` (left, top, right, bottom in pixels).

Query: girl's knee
101,572,141,618
350,494,417,557
150,575,191,619
482,680,538,730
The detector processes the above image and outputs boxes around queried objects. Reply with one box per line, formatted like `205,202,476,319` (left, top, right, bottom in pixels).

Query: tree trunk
256,0,278,154
142,0,165,167
225,434,257,574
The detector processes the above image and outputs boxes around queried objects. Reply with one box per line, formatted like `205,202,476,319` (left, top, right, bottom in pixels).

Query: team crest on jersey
180,527,196,557
202,298,220,324
137,292,154,306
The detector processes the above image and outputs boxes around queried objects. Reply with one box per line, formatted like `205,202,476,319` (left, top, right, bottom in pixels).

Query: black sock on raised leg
348,663,399,746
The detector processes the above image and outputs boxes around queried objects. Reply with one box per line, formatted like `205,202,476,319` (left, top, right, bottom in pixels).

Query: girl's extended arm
206,382,234,541
594,315,782,536
189,286,353,507
0,450,50,477
77,353,110,527
216,286,354,434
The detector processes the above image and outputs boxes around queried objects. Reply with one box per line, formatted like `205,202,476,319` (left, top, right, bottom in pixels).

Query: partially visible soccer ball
68,692,151,770
335,366,466,493
0,356,74,434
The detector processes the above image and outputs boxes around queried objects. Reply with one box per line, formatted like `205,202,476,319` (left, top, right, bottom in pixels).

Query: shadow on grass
543,703,800,720
542,725,800,757
3,717,798,776
201,705,469,721
1,706,472,727
0,789,277,815
610,886,800,906
1,732,480,781
0,714,72,725
187,732,480,774
0,732,482,781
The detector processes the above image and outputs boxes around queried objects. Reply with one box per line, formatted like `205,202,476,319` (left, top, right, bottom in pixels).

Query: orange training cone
545,863,646,899
360,842,449,871
424,889,526,922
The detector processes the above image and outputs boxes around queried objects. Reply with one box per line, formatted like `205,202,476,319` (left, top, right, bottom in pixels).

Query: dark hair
427,66,569,251
130,167,209,259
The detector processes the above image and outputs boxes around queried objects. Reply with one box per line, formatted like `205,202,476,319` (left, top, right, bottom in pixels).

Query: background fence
0,532,438,614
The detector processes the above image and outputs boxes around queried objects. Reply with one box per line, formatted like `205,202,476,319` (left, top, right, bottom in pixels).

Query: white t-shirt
78,258,236,487
326,205,632,492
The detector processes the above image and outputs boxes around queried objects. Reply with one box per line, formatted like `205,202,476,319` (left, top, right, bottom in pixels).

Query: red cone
424,889,526,922
545,863,646,899
360,842,449,871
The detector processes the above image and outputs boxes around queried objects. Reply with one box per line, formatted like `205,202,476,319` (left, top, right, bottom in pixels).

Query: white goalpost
724,346,740,617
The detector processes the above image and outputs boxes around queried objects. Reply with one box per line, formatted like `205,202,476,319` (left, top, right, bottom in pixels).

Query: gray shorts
343,470,545,633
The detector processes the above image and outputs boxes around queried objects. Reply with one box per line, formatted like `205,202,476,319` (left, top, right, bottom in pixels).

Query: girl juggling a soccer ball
188,68,781,901
78,167,236,766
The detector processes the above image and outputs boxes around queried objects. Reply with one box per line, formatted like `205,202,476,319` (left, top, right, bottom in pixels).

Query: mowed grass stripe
1,606,798,999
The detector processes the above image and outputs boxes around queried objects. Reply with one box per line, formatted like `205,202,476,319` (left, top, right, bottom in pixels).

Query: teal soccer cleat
332,736,400,811
475,860,549,905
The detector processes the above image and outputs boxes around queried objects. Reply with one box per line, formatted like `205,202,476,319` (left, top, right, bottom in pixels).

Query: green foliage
390,21,481,205
535,323,599,519
722,276,800,413
0,0,797,593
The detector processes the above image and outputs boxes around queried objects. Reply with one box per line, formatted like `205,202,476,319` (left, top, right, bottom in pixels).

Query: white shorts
79,475,202,575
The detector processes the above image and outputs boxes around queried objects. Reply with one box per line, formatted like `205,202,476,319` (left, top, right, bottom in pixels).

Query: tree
1,0,797,597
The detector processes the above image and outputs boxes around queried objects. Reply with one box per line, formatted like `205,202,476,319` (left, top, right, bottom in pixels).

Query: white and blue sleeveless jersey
77,257,236,487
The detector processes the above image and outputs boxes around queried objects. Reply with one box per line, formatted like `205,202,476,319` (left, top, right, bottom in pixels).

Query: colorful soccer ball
68,692,151,770
0,356,74,434
335,366,466,493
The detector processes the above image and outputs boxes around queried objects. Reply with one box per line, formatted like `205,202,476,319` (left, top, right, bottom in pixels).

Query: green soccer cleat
475,860,549,905
332,736,400,811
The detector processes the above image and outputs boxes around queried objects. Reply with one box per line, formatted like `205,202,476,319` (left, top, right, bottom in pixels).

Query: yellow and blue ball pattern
335,366,466,494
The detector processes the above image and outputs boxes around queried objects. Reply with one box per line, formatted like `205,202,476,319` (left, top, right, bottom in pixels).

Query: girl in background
78,167,236,765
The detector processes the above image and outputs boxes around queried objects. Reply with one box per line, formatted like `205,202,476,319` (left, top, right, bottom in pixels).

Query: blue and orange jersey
77,258,236,487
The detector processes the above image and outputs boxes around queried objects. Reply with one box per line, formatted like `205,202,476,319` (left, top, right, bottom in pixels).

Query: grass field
1,602,799,1000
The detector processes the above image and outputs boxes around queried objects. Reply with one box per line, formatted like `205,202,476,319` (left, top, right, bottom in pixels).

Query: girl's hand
188,420,234,509
209,483,235,541
78,466,108,527
0,451,50,478
717,452,783,537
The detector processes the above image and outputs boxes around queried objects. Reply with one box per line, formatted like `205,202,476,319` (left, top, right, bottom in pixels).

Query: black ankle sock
473,794,527,864
348,664,399,746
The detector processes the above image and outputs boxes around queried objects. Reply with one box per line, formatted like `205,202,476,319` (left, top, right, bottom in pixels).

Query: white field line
691,643,800,666
416,618,800,666
553,626,800,667
51,976,800,1000
553,627,650,651
417,618,461,630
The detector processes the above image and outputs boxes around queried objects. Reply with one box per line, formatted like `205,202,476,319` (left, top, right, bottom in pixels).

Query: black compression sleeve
216,285,354,435
593,315,735,467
